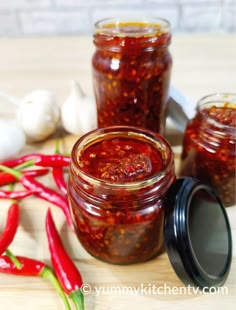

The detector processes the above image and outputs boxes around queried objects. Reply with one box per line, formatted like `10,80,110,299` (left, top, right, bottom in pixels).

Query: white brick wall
20,10,90,35
0,12,20,36
0,0,235,36
0,0,52,10
223,0,236,31
180,4,222,32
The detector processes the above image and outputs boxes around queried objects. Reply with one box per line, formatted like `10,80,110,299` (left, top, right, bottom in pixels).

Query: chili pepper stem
40,266,72,310
69,290,85,310
0,164,22,179
54,137,61,154
5,249,22,269
13,160,35,170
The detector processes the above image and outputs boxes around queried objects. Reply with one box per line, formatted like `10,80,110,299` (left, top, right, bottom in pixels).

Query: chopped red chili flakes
68,129,175,264
202,103,236,126
92,21,172,134
180,103,236,206
71,197,165,264
79,138,164,182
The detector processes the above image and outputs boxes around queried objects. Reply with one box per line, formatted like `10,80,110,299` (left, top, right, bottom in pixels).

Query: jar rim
94,17,171,37
197,92,236,130
71,126,175,190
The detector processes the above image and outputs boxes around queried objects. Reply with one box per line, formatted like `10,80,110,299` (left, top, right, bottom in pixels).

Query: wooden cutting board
0,132,235,310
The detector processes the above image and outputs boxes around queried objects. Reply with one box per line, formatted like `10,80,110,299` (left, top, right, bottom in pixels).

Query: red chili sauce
180,104,236,206
92,21,172,134
69,132,174,264
78,137,164,182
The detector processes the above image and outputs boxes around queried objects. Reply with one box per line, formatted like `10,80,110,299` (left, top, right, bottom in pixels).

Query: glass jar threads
179,93,236,207
68,126,175,264
92,17,172,134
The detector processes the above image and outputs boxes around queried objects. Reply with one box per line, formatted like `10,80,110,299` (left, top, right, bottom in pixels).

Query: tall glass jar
179,93,236,207
68,126,175,264
92,18,172,135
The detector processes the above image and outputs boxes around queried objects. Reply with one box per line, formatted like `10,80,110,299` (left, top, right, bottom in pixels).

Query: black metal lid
164,177,232,289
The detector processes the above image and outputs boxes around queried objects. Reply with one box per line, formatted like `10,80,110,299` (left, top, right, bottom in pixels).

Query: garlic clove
61,81,97,135
78,96,97,134
17,89,60,142
0,120,26,161
61,86,81,135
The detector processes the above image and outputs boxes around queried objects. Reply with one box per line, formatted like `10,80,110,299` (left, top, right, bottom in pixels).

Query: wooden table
0,34,235,310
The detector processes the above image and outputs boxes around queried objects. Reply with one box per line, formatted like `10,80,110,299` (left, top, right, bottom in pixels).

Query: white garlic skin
17,90,60,142
0,120,26,161
61,81,97,135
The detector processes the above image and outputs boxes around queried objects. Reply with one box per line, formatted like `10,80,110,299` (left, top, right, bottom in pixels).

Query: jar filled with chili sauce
92,18,172,135
179,93,236,207
68,126,175,264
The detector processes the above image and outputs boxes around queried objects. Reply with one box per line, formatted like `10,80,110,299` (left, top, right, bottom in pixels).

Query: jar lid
164,177,232,289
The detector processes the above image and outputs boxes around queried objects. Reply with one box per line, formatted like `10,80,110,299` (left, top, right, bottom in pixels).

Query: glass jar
68,126,175,264
92,17,172,135
179,93,236,207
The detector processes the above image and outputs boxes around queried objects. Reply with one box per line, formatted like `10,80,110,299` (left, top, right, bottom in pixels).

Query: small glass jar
92,17,172,135
179,93,236,207
68,126,175,264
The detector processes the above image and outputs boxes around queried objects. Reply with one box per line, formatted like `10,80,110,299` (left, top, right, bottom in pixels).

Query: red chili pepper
0,202,19,255
0,255,71,310
52,138,68,196
0,164,73,229
1,153,70,168
46,209,84,310
0,168,49,186
0,189,35,199
22,175,73,229
52,167,68,196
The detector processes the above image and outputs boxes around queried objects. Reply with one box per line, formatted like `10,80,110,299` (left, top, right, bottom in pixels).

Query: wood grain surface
0,34,235,310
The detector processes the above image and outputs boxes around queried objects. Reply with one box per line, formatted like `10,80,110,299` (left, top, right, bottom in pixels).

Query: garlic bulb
17,90,60,142
61,81,97,135
0,120,26,161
